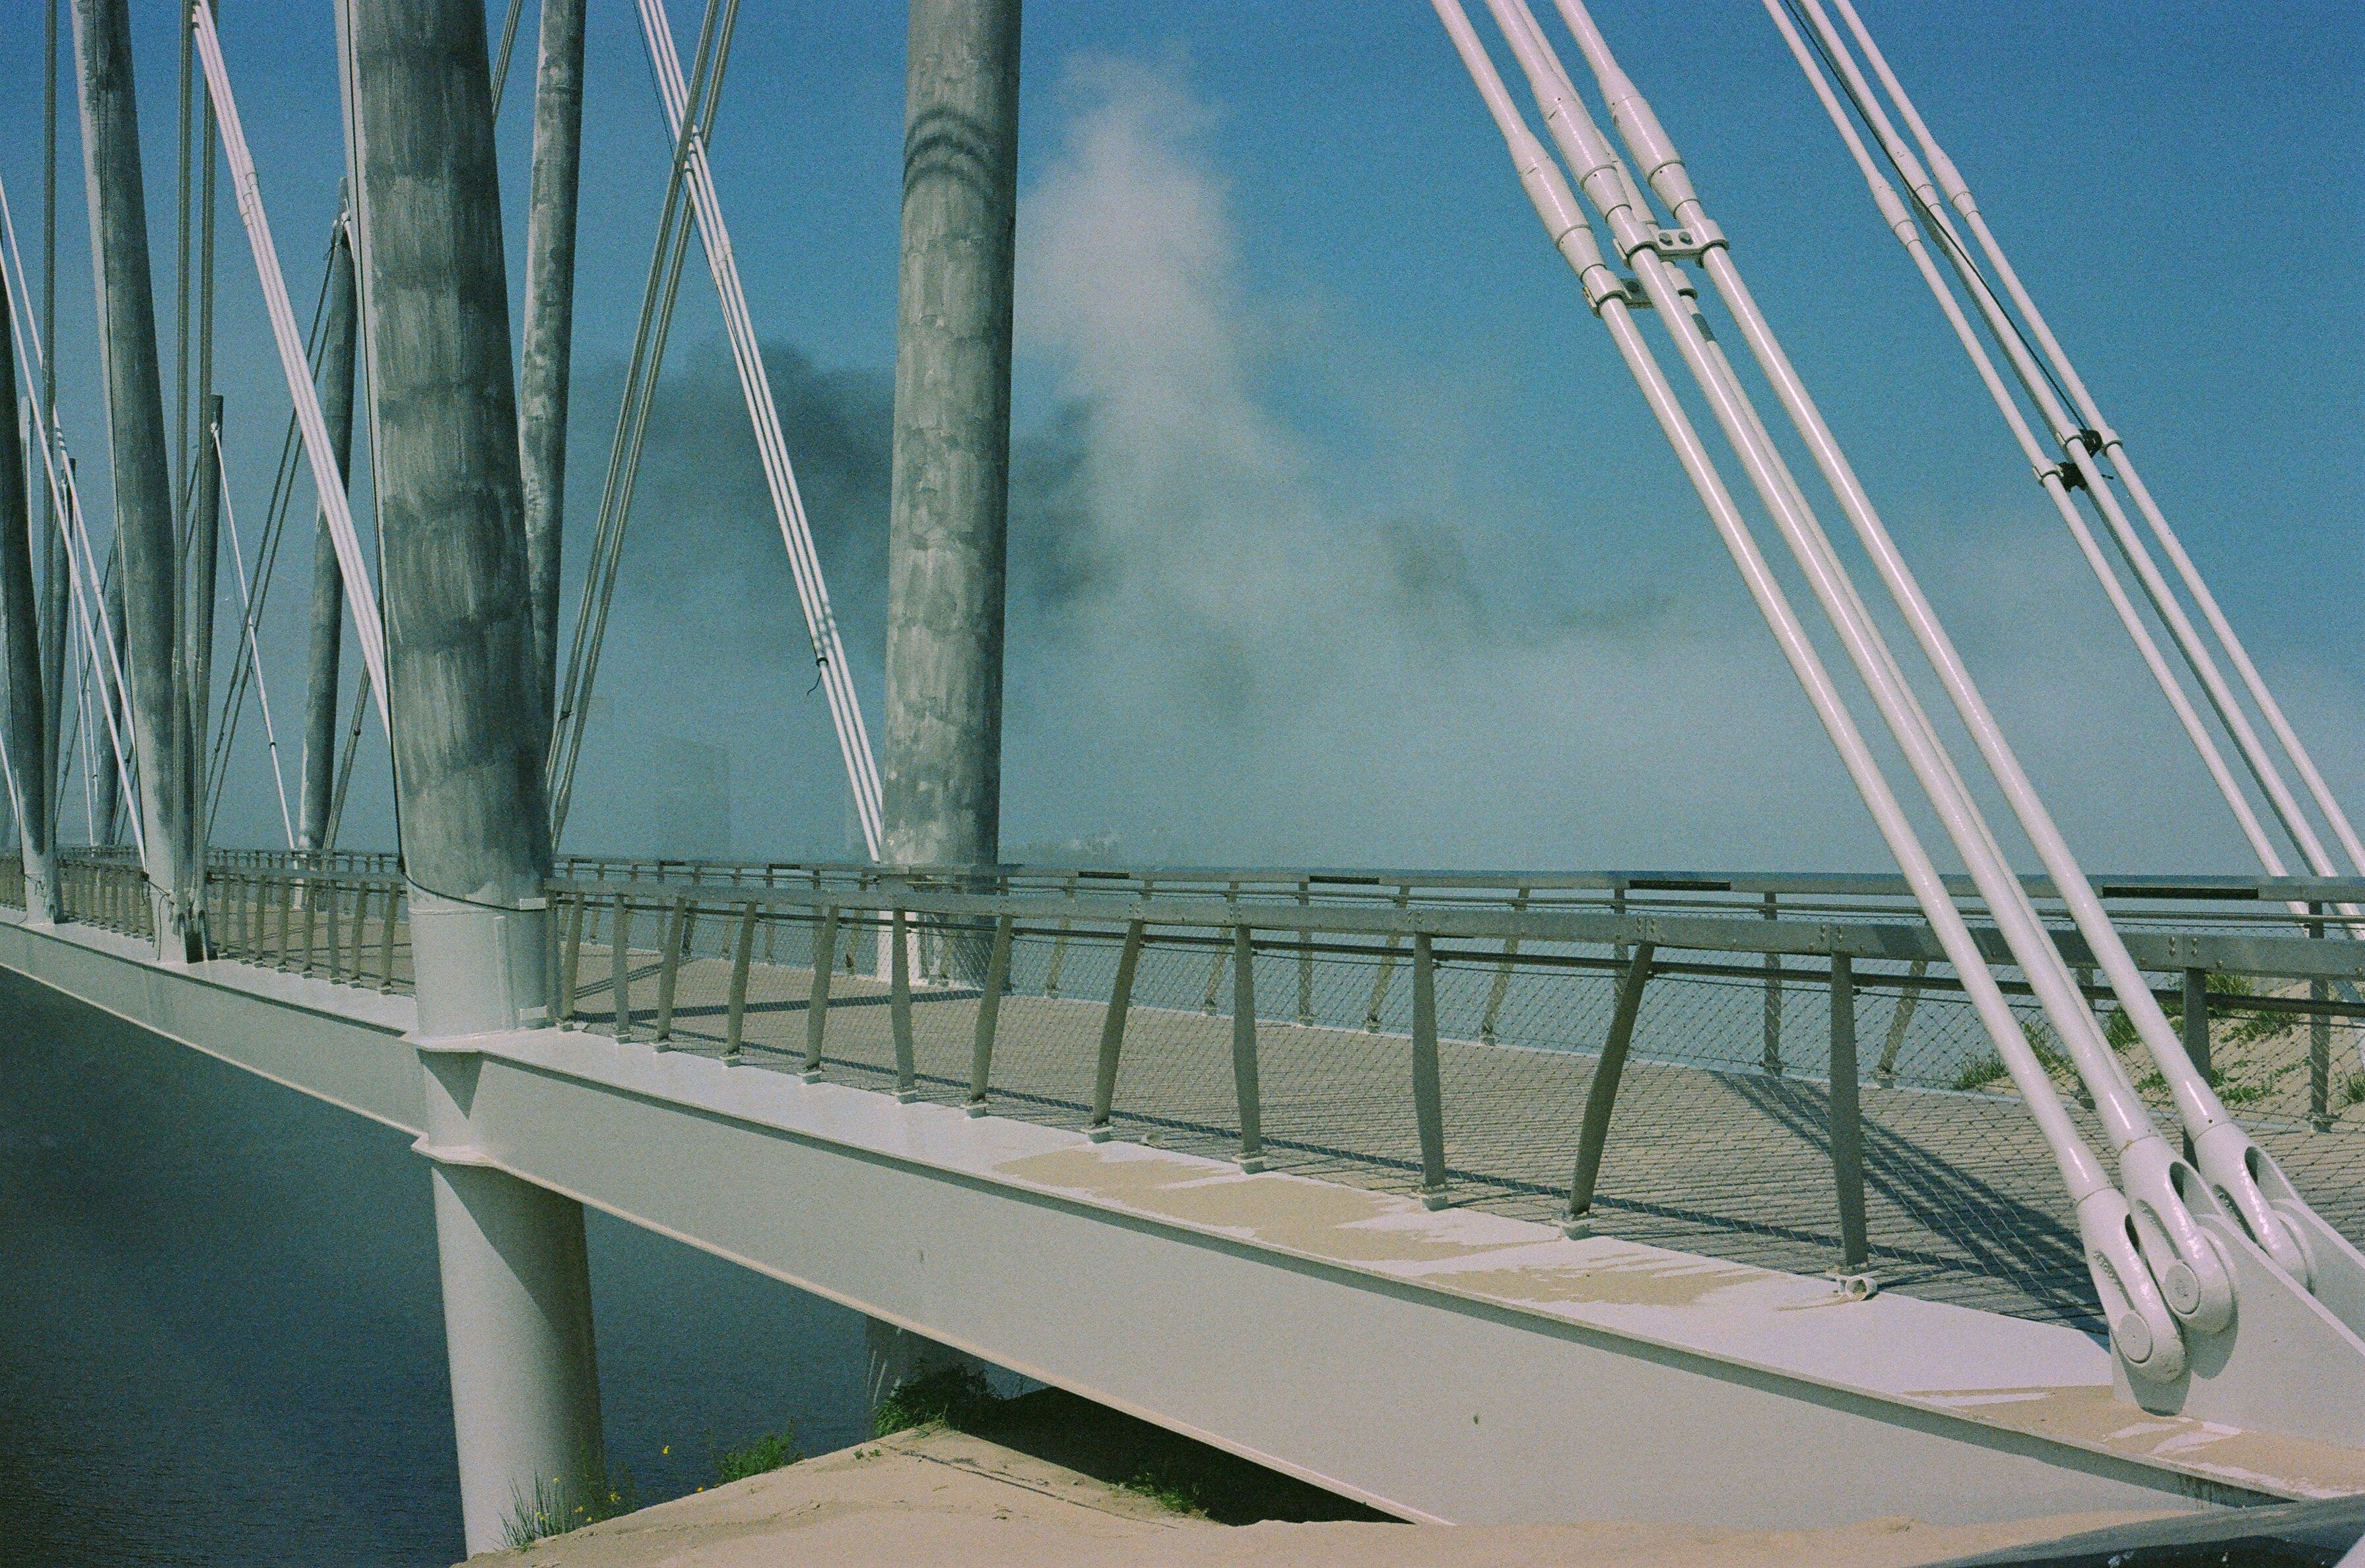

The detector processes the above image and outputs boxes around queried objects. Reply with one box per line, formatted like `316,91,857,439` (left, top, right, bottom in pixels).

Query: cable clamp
1644,217,1724,259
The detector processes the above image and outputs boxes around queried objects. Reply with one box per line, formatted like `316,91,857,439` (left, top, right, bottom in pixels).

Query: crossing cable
201,228,333,830
1774,0,2365,950
632,0,886,859
489,0,527,116
210,423,296,847
320,667,370,854
544,0,734,843
1816,0,2365,883
0,183,146,864
193,0,389,734
1434,0,2196,1373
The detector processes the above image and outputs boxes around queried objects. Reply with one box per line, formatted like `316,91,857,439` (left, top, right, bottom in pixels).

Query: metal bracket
1646,218,1723,260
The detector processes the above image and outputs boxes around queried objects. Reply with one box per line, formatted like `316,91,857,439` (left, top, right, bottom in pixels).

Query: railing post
1232,922,1264,1172
804,905,837,1079
611,890,632,1039
275,876,294,970
1362,886,1411,1031
723,899,758,1060
1088,919,1145,1140
1761,893,1783,1076
1479,885,1530,1043
966,913,1015,1114
558,892,585,1022
1876,958,1924,1084
1829,954,1871,1291
1567,941,1655,1235
890,906,916,1100
300,874,320,974
327,878,344,982
378,884,399,994
2310,906,2332,1131
1296,878,1314,1026
1411,931,1447,1208
2182,967,2212,1088
653,894,687,1045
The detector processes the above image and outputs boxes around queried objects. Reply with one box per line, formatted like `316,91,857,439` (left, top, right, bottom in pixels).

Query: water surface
0,973,870,1565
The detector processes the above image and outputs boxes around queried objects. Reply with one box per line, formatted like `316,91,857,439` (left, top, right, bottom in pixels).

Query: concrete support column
344,0,589,1553
881,0,1022,871
296,216,359,854
517,0,585,750
71,0,195,955
428,1158,603,1548
0,269,58,920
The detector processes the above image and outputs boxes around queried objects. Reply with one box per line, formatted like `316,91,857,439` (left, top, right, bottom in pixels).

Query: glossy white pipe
1430,0,2183,1376
1512,0,2234,1328
636,0,885,861
1758,0,2284,882
191,1,388,735
1776,0,2319,1283
1824,0,2365,880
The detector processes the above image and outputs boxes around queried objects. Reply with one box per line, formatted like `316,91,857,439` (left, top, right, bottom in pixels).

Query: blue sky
2,0,2358,872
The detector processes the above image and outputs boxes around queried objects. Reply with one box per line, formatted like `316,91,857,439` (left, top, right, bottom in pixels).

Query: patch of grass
873,1363,1003,1438
500,1447,638,1549
2341,1069,2365,1109
712,1423,802,1485
1952,1053,2008,1092
1121,1469,1211,1518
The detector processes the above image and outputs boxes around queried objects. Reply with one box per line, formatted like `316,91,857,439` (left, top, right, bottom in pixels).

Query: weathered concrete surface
517,0,585,746
345,1,585,1552
70,0,195,951
345,0,549,915
459,1425,2169,1567
298,218,360,853
881,0,1022,868
0,268,56,917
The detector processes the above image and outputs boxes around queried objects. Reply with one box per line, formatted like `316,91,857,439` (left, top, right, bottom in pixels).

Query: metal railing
8,849,2362,1330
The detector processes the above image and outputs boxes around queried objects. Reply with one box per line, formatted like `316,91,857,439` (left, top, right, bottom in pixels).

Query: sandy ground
463,1424,2170,1568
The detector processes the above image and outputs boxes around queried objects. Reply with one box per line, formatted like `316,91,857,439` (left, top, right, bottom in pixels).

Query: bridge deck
553,939,2365,1336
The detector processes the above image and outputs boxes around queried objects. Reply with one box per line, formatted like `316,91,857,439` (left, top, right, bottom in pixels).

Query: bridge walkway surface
556,938,2365,1336
19,863,2365,1524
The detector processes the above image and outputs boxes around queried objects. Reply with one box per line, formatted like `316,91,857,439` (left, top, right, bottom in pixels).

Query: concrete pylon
343,0,595,1553
296,214,358,855
881,0,1022,872
0,267,58,921
70,0,197,956
517,0,585,752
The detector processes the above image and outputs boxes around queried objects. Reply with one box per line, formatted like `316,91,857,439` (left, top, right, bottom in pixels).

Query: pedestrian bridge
10,848,2365,1532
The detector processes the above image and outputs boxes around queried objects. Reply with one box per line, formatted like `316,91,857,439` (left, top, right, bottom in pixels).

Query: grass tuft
873,1363,1002,1438
712,1424,803,1485
1951,1053,2008,1093
500,1447,638,1550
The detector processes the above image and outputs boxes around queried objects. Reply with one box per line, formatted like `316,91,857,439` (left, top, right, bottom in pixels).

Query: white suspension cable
211,424,294,848
191,0,388,735
1768,0,2354,1292
1824,0,2365,880
634,0,886,861
1430,0,2183,1377
1529,0,2271,1323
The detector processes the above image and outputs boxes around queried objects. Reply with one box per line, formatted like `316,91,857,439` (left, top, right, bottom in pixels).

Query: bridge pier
881,0,1023,873
0,261,57,922
343,0,592,1551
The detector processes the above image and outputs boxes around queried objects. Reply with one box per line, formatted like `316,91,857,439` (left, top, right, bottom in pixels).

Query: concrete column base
431,1160,603,1554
